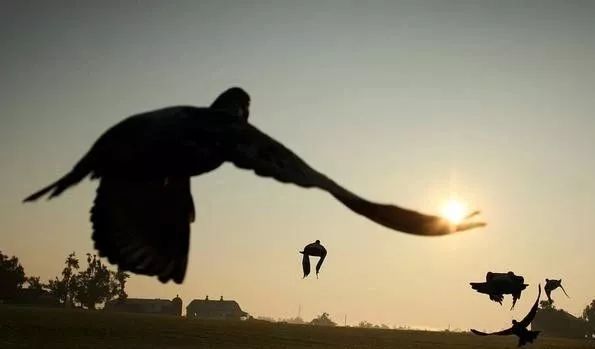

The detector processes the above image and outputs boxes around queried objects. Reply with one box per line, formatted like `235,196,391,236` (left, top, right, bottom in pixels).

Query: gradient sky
1,1,594,330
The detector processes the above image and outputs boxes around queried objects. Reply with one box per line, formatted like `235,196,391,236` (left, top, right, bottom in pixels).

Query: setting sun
441,199,469,224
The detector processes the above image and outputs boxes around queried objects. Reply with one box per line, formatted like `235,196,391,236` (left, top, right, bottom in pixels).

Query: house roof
186,299,247,315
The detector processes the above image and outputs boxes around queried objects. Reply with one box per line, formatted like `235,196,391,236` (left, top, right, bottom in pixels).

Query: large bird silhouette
23,87,485,283
470,271,528,309
544,278,570,303
471,284,542,347
300,240,327,278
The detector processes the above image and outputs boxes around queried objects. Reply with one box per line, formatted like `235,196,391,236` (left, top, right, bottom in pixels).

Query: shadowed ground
0,305,592,349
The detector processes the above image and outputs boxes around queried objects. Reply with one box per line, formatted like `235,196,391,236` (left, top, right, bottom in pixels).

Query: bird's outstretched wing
224,122,486,236
470,328,514,336
91,176,194,283
315,251,327,277
301,252,310,278
520,284,542,328
23,106,221,203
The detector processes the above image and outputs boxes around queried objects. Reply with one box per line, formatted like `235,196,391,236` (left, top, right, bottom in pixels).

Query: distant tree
24,276,45,297
46,252,79,306
26,276,43,291
282,316,306,325
45,252,129,309
540,300,556,310
583,300,595,325
73,254,114,310
358,321,374,329
310,312,337,327
46,277,67,303
0,251,26,300
380,324,390,329
110,269,130,301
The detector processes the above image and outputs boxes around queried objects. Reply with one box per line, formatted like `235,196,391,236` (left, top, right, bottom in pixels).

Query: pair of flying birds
24,87,486,283
470,272,570,347
470,272,569,307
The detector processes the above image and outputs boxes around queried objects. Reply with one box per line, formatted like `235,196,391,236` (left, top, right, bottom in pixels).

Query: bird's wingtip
22,194,38,203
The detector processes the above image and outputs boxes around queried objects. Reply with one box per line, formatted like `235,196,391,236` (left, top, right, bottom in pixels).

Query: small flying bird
470,271,528,309
544,279,570,303
471,284,542,347
23,87,485,284
300,240,327,278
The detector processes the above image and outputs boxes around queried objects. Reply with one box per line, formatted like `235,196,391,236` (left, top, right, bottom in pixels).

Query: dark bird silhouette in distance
470,271,528,309
23,87,486,284
471,284,542,347
544,278,570,303
300,240,327,278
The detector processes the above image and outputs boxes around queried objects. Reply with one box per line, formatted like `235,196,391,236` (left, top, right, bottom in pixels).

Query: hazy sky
1,1,594,330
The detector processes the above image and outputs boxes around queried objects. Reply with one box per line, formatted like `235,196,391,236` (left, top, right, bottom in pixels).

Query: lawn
0,305,592,348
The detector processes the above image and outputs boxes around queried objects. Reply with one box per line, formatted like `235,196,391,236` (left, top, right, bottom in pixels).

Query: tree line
0,250,129,310
256,312,338,326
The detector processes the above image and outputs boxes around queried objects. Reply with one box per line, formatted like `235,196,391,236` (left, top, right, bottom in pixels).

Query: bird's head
315,240,320,244
210,87,251,121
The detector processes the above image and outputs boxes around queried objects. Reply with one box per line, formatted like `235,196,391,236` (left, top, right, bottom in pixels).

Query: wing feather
520,284,542,327
315,254,326,276
301,252,310,278
91,176,193,283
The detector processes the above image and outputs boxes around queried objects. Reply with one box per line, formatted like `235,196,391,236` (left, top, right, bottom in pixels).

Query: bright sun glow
441,199,469,224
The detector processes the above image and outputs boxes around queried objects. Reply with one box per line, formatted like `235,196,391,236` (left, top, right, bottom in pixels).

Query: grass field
1,305,593,349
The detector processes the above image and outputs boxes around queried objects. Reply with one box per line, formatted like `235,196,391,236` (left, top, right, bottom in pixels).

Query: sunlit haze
441,198,469,225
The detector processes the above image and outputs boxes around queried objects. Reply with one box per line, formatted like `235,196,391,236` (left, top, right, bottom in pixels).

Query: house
104,295,182,316
186,296,248,320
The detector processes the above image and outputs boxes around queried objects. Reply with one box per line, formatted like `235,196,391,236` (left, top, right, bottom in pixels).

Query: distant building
532,308,591,339
104,295,182,316
186,296,248,320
